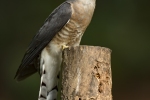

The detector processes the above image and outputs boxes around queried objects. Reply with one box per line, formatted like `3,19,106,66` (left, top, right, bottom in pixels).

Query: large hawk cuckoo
15,0,96,99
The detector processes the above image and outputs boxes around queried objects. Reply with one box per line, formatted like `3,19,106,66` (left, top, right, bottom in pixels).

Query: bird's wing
15,2,72,81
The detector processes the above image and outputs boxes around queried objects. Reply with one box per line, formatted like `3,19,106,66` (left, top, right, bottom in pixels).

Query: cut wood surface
61,45,112,100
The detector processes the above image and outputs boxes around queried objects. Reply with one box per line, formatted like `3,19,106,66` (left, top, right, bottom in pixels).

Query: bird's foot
62,45,69,50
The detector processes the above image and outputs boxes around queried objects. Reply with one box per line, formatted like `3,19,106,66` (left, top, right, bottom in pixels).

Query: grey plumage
15,2,72,81
15,0,96,100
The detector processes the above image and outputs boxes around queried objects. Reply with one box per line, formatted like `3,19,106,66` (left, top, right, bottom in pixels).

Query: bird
14,0,96,100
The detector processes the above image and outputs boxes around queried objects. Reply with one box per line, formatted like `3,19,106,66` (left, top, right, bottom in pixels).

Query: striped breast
51,1,95,47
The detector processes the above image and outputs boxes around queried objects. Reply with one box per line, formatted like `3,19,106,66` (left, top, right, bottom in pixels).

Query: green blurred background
0,0,150,100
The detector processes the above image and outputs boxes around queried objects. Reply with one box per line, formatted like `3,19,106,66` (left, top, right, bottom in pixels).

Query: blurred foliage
0,0,150,100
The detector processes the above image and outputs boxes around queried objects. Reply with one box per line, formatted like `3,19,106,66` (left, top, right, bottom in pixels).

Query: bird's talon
62,45,69,50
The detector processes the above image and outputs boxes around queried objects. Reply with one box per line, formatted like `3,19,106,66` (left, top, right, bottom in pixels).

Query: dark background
0,0,150,100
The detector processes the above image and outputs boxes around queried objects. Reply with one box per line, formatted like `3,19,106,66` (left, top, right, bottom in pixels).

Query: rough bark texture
61,45,112,100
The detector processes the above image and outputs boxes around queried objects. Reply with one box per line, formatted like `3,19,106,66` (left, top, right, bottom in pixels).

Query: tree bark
61,45,112,100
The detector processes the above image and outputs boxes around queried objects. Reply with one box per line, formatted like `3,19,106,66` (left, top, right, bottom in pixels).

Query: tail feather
38,45,62,100
38,61,59,100
47,88,58,100
38,79,58,100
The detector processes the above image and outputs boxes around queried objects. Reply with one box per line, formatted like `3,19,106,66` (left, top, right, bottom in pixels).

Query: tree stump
61,45,112,100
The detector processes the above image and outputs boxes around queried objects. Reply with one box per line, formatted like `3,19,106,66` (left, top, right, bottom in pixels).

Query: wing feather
15,2,72,81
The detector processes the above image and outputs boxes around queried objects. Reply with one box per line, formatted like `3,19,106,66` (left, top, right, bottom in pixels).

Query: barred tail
38,84,58,100
38,63,59,100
